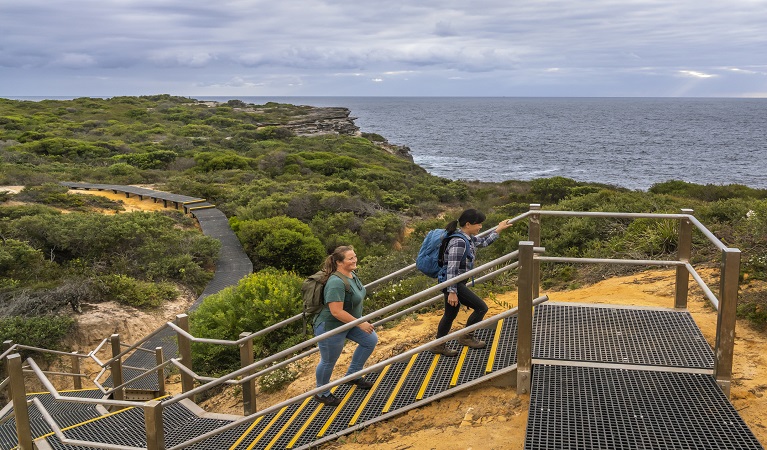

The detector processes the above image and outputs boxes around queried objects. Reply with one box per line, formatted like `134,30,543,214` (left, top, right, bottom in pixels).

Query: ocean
200,97,767,191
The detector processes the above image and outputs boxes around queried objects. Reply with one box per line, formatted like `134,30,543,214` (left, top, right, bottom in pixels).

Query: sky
1,0,766,98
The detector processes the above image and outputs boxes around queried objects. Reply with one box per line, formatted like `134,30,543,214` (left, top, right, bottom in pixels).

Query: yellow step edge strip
317,385,357,437
30,393,169,440
286,402,324,449
416,354,440,400
30,403,140,441
449,347,469,387
228,416,265,450
245,405,289,450
264,396,314,450
382,354,418,413
349,366,390,426
26,388,101,395
485,319,505,374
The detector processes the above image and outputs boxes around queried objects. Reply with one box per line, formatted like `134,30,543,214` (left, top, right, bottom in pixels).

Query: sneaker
314,393,342,406
347,377,375,389
458,332,486,349
430,342,459,357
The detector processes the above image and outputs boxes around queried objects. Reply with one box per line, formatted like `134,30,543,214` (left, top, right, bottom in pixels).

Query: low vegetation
2,96,767,384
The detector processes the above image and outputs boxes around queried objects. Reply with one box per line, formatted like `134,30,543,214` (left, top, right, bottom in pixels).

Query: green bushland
2,95,767,375
189,269,304,383
0,315,75,361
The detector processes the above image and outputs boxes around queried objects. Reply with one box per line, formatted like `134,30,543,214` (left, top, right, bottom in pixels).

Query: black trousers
436,282,488,338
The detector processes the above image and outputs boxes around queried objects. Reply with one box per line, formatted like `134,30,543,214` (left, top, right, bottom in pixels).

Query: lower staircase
5,303,764,449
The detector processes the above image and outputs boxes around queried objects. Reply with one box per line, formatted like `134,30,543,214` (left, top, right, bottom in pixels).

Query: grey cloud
1,0,766,96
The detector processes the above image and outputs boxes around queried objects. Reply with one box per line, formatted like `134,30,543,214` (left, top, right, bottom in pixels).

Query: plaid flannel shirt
443,230,499,293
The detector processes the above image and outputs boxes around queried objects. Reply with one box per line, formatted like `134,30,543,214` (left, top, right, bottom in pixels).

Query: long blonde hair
321,245,354,280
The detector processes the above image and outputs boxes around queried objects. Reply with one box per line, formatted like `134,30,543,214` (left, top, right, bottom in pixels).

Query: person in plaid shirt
431,209,513,356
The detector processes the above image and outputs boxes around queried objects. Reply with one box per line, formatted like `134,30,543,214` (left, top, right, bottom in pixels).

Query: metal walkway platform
526,303,762,450
11,303,762,449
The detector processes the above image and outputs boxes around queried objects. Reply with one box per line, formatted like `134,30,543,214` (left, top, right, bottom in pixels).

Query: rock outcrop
215,100,414,162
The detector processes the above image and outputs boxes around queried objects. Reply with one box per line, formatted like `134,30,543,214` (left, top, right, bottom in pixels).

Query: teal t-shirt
313,272,366,331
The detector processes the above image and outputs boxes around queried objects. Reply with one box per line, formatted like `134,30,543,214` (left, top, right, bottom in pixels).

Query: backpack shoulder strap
440,233,473,264
331,271,352,292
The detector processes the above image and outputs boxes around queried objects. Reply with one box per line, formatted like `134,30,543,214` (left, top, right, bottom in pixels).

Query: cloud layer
2,0,766,96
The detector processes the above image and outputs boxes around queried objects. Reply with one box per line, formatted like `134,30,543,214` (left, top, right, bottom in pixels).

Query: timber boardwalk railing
1,199,764,449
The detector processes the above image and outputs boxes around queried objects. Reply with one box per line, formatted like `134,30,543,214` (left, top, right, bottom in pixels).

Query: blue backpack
416,229,472,279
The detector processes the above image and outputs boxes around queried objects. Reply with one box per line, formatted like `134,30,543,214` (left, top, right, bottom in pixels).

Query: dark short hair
458,209,486,226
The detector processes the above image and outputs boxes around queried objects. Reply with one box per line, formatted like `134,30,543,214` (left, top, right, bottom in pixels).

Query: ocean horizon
8,96,767,191
207,96,767,191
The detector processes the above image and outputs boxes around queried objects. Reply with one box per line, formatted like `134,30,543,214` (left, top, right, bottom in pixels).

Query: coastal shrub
361,132,387,143
4,211,218,290
530,177,579,203
178,124,217,137
92,274,177,308
0,239,52,283
233,216,325,275
298,152,358,176
254,126,294,141
193,151,253,171
0,315,76,362
14,138,112,160
113,149,178,169
190,269,304,375
649,180,767,202
699,198,753,223
359,212,404,246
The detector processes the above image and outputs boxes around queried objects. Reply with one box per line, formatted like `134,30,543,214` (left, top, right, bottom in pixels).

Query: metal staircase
2,198,765,449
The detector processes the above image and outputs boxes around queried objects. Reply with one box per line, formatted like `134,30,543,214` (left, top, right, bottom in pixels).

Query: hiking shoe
458,332,486,349
430,343,459,357
314,393,342,406
347,377,375,389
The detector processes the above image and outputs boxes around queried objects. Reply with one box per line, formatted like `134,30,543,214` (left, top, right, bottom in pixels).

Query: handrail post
528,204,542,299
675,209,693,308
8,354,34,450
155,347,166,397
144,400,165,450
2,340,13,401
71,351,82,389
517,241,535,395
714,247,740,397
239,332,257,415
176,314,195,397
110,334,125,401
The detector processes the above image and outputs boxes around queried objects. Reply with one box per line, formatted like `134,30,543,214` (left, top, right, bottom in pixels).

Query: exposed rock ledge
202,101,413,162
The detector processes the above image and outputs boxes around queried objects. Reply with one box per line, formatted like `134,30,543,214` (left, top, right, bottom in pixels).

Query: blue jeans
315,322,378,396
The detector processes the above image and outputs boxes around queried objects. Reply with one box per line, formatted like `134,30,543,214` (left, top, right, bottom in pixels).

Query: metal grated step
526,364,763,450
41,400,205,449
532,303,714,368
0,389,105,449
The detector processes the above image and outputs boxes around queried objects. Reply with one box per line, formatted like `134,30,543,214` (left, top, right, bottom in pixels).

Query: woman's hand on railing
358,321,375,334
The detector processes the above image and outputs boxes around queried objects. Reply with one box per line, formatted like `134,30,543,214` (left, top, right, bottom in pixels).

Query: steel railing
2,205,742,450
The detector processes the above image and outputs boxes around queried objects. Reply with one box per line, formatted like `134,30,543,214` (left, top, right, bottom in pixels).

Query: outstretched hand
496,219,513,233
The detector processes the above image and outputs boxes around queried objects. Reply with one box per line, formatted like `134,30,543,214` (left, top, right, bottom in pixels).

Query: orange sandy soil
8,186,764,449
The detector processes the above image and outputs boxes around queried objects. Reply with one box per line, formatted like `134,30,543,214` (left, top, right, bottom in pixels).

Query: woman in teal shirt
314,246,378,406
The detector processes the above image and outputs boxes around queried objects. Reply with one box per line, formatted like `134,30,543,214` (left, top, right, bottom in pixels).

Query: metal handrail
686,262,720,309
163,249,522,406
0,344,88,361
534,210,729,252
167,295,549,450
